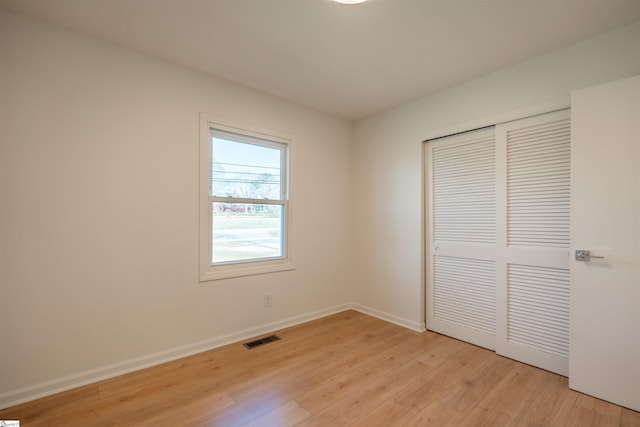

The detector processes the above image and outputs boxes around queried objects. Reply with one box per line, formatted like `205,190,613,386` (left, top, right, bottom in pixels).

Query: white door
570,75,640,411
495,110,572,376
427,128,497,351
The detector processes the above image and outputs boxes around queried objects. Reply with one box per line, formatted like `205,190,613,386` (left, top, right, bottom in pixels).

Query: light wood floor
2,310,639,426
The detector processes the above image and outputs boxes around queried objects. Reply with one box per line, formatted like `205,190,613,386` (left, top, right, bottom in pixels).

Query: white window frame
199,114,295,281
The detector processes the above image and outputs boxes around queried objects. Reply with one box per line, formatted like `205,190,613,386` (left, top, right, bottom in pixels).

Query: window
200,114,294,281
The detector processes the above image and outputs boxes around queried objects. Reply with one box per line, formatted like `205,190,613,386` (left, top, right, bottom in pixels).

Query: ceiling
2,0,639,120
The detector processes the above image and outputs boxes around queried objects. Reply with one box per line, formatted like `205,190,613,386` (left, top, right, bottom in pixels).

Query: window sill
199,259,296,281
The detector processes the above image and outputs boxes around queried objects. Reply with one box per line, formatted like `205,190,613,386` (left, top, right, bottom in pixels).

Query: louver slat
433,133,496,244
434,256,496,336
507,118,570,248
507,264,569,358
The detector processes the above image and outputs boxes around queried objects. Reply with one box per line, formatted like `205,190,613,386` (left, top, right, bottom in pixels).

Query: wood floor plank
239,400,311,427
296,351,388,415
567,393,625,427
474,360,547,421
112,391,235,427
1,310,639,426
404,400,468,427
458,406,514,427
511,372,578,426
437,350,515,415
414,334,469,368
301,359,433,427
371,376,449,426
620,407,640,427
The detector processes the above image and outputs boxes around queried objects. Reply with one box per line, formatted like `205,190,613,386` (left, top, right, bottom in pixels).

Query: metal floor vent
243,334,281,349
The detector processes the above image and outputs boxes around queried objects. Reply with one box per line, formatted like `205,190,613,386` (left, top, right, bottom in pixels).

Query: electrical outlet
264,294,272,307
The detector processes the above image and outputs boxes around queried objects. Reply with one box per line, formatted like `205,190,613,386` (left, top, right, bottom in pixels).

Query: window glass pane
211,202,283,264
211,137,282,199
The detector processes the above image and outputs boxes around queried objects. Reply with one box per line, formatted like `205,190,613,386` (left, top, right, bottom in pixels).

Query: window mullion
211,197,284,205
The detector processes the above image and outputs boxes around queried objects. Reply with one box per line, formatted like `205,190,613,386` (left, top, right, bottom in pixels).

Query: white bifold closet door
495,109,571,376
427,127,497,351
427,109,571,376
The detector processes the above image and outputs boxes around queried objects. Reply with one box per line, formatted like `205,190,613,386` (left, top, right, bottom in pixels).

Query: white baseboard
0,302,424,409
0,303,352,410
351,304,426,333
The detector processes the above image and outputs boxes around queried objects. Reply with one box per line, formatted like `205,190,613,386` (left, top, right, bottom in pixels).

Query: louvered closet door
427,127,497,350
495,109,571,376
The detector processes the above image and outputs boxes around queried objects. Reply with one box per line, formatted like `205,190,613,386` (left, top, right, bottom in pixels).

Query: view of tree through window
212,138,281,199
210,132,287,264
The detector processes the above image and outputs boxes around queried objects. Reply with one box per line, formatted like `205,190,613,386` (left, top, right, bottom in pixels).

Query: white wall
351,22,640,329
0,8,353,406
